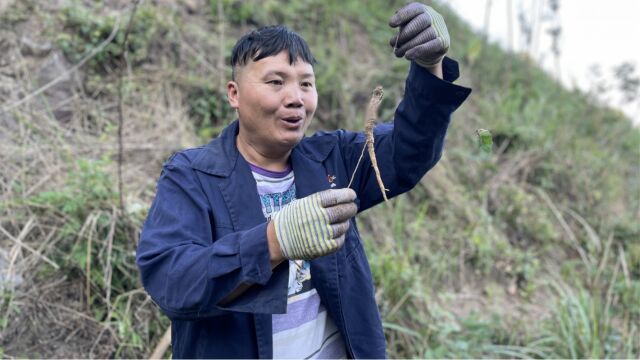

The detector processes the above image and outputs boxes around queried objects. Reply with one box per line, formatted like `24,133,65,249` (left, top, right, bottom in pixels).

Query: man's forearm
421,61,443,79
267,220,285,267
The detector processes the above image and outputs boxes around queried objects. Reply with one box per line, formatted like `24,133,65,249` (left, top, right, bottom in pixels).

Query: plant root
348,86,389,201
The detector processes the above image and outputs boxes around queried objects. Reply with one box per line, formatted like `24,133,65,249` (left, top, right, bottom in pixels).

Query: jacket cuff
213,223,288,314
237,222,272,285
407,57,472,108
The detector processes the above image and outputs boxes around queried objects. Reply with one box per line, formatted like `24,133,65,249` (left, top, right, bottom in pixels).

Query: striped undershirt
249,163,347,359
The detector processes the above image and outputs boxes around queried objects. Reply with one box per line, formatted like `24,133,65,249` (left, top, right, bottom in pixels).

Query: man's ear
227,80,239,109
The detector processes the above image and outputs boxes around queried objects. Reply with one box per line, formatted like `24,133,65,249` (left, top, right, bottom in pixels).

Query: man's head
229,25,317,81
227,26,318,161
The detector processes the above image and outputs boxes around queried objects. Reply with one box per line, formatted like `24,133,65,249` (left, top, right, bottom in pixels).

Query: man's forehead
262,69,315,78
237,52,314,77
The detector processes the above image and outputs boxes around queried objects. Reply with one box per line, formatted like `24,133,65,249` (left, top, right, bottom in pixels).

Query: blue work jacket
137,59,471,359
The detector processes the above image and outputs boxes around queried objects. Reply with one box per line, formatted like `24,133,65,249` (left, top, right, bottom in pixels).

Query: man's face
227,51,318,155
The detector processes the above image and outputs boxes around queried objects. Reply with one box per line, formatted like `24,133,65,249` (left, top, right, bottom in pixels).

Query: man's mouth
282,116,302,123
281,116,303,126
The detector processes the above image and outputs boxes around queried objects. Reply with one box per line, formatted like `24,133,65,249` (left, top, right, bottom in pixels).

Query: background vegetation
0,0,638,358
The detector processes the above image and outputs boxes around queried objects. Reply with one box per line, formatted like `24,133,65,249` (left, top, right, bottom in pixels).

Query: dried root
348,86,389,201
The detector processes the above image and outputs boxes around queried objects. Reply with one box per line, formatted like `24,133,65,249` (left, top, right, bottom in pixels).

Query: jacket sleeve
339,57,471,212
136,153,288,320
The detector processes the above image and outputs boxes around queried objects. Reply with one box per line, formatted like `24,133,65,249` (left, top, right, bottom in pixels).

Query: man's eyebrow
299,72,315,79
262,70,315,79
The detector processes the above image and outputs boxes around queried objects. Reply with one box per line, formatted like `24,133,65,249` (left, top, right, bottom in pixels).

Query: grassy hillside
1,0,638,358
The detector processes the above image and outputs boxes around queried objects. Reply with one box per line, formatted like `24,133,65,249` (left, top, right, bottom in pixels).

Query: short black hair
230,25,317,80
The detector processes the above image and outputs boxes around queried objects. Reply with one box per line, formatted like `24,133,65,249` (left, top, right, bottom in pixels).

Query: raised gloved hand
271,188,357,260
389,2,450,67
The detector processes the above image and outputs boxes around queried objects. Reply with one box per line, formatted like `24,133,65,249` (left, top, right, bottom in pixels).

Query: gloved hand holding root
271,188,357,260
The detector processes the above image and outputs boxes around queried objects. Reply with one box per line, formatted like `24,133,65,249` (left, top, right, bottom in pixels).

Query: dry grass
0,9,197,355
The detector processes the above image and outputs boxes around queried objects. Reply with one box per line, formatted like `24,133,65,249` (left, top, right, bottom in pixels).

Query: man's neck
235,134,291,172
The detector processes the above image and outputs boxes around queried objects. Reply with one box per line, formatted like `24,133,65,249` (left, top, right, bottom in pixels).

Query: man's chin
277,135,303,150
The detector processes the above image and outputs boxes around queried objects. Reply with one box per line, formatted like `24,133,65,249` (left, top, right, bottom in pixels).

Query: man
137,2,471,358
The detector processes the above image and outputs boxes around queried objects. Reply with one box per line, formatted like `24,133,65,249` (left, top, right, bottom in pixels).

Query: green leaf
476,128,493,153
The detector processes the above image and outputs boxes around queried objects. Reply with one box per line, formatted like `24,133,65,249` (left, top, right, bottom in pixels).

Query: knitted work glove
389,2,450,67
272,188,357,260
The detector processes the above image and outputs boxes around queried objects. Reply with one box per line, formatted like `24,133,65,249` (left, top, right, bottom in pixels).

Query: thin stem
348,140,368,189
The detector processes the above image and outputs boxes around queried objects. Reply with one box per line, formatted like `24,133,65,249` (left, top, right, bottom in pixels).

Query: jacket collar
190,120,337,177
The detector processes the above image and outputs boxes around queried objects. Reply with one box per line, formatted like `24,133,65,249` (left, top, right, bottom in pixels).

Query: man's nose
284,85,304,108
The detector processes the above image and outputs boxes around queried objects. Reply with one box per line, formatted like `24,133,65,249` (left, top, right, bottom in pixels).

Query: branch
117,0,141,214
1,18,121,113
149,325,172,359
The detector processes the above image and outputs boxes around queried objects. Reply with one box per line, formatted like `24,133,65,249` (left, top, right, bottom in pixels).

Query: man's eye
302,82,314,88
267,80,283,86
